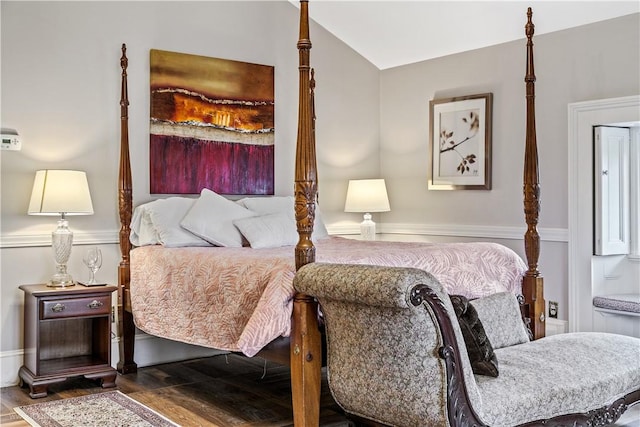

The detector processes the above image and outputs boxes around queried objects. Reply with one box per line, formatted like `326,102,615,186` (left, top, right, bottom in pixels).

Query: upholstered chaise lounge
294,263,640,426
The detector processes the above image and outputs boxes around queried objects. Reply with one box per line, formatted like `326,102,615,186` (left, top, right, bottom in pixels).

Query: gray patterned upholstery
475,332,640,426
294,263,640,427
593,294,640,314
470,292,530,349
295,263,481,425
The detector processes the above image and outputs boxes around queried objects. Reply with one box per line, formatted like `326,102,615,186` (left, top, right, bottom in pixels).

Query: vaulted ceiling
289,1,640,70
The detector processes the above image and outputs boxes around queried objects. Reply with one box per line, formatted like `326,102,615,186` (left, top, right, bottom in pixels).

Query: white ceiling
289,1,640,70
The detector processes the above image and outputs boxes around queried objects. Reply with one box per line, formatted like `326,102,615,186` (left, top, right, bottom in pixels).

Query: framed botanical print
429,93,493,190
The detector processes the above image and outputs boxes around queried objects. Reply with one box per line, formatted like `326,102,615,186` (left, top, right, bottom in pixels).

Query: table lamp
28,170,94,287
344,179,390,240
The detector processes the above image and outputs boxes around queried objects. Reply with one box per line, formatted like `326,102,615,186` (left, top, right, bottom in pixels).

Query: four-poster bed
116,1,545,425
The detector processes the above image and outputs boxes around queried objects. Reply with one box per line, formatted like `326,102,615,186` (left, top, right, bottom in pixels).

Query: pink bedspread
130,236,526,356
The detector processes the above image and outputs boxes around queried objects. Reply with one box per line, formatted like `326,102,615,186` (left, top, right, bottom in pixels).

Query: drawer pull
51,303,65,313
87,300,104,309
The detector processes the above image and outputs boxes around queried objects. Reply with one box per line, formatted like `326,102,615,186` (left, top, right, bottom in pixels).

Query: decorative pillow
450,294,499,377
233,213,300,249
180,188,255,247
237,196,329,240
130,197,211,247
470,292,530,349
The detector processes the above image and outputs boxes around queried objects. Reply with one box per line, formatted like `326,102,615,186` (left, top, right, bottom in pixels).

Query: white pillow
180,188,255,247
130,197,211,247
237,196,329,240
233,213,299,249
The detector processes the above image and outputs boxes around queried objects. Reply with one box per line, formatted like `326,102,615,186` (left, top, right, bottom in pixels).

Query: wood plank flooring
2,353,639,426
1,354,351,426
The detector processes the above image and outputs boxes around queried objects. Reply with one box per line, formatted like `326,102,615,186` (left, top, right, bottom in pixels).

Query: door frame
568,95,640,332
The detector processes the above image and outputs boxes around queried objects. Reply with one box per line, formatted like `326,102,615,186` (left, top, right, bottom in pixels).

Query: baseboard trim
546,318,569,336
113,333,226,369
1,334,225,387
0,349,24,388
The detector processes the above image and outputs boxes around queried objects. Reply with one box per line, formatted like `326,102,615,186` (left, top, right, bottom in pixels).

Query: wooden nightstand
18,284,118,398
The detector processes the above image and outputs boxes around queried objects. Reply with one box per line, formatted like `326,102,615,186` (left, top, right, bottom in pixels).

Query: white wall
378,13,640,324
0,1,379,386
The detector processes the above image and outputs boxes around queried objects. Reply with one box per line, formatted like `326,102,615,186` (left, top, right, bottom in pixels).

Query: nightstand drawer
41,295,111,319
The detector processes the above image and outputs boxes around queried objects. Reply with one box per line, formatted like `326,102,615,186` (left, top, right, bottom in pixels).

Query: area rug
14,391,178,427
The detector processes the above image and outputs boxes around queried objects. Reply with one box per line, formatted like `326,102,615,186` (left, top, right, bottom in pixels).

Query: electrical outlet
549,301,558,319
112,306,116,322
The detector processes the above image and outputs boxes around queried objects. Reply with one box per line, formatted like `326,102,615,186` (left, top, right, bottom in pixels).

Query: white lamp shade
344,179,390,213
28,170,94,215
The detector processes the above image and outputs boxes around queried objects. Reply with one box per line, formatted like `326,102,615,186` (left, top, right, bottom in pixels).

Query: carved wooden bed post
117,44,137,374
291,1,322,425
522,8,546,340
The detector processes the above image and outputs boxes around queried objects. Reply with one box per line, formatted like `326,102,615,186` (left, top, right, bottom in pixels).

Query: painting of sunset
149,49,274,195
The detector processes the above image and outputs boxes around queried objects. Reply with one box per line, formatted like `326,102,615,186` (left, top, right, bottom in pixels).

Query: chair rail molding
0,231,118,248
328,222,568,242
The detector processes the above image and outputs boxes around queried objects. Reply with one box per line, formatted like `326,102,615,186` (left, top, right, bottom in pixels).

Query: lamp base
360,213,376,241
49,218,75,287
47,276,75,288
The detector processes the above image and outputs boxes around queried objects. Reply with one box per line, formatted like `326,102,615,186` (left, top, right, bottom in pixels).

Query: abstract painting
150,49,274,195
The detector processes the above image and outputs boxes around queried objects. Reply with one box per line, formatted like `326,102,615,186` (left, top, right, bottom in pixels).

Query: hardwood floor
2,353,639,426
1,354,351,426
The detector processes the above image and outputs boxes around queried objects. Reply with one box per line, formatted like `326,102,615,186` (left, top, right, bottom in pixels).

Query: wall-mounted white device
1,128,22,151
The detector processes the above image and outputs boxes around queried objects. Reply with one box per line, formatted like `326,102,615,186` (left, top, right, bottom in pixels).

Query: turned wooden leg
290,293,322,427
117,269,137,374
523,276,545,340
117,306,137,374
